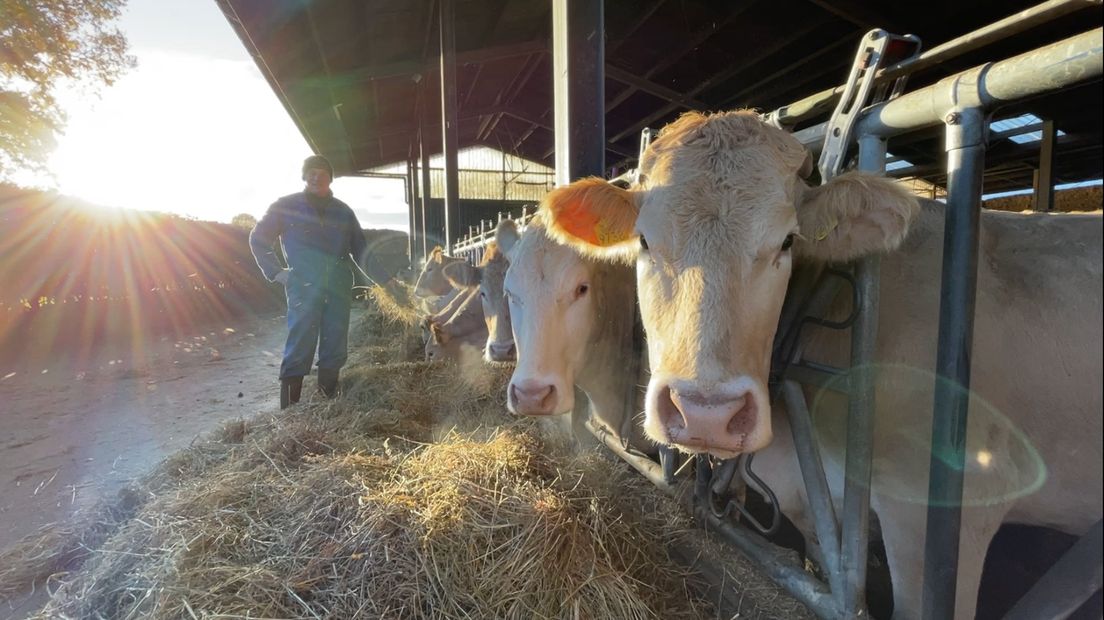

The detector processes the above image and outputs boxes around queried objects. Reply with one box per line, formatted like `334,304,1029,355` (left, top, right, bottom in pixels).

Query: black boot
280,376,304,409
318,368,339,398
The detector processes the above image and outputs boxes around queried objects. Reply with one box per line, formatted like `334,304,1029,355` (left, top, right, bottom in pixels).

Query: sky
26,0,411,231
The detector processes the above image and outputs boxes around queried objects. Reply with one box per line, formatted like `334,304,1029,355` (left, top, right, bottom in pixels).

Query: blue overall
249,192,367,379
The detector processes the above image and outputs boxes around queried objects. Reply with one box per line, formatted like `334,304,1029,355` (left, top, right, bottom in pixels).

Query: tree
231,213,257,230
1,0,135,181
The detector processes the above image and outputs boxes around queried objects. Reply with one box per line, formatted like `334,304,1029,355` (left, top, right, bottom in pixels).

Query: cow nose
509,380,557,415
487,341,516,361
658,386,759,454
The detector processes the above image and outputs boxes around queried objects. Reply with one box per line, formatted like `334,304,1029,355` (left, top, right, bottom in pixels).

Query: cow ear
430,321,451,344
495,219,520,257
795,172,920,263
544,177,640,257
442,261,482,287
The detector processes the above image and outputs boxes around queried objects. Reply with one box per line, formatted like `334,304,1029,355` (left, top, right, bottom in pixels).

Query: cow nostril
726,394,757,435
657,386,686,431
539,385,556,410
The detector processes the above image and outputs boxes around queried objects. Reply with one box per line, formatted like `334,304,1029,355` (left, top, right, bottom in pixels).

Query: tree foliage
1,0,135,180
231,213,258,230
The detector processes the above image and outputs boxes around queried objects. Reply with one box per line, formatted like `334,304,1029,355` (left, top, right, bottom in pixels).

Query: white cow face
545,110,920,457
503,220,599,416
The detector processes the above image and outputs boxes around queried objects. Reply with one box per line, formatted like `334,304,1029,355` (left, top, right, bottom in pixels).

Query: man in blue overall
249,155,368,408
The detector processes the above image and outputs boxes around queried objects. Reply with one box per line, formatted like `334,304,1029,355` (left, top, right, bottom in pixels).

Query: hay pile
1,289,811,619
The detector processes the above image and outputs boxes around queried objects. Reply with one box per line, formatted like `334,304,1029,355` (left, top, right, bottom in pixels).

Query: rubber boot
318,368,340,398
280,376,304,409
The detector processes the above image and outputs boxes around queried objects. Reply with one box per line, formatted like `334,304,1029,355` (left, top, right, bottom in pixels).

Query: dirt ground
0,311,290,557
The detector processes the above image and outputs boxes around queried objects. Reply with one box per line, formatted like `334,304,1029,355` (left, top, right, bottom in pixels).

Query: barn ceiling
215,0,1102,193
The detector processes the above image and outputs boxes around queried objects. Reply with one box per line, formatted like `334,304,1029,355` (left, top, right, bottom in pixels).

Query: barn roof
215,0,1102,194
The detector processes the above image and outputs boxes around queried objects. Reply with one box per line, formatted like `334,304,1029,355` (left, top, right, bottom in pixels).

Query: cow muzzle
508,378,564,416
649,378,770,456
486,340,516,362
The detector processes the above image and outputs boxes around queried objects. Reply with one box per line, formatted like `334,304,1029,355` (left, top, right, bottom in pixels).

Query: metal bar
439,0,460,251
774,0,1100,127
419,127,433,256
1003,519,1104,620
1033,119,1057,211
584,419,674,493
838,134,888,616
553,0,606,183
793,28,1104,153
407,158,418,262
857,28,1103,139
697,505,842,619
785,363,850,395
781,381,845,601
921,106,987,620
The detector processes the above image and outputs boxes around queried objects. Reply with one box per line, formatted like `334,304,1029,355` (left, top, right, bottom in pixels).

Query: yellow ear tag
594,218,634,247
814,216,839,241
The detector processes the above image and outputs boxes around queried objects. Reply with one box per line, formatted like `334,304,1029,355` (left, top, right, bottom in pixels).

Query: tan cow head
424,287,488,363
414,246,466,297
504,215,634,417
544,110,919,457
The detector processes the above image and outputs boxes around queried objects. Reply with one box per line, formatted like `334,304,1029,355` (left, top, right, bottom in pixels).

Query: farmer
249,155,368,408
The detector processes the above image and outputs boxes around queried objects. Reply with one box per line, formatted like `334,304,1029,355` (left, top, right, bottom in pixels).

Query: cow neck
577,262,639,438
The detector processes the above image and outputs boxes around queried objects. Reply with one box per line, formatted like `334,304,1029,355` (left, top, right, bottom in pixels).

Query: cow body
541,110,1103,619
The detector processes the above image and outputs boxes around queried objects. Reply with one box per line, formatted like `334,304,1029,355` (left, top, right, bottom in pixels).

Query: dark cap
302,155,334,180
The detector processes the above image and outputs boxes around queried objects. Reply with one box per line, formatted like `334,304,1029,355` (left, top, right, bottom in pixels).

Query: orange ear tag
594,218,634,246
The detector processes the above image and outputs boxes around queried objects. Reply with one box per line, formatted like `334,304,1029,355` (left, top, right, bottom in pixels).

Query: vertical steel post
552,0,606,184
921,107,986,620
439,0,460,250
419,128,432,256
1032,118,1056,212
837,134,888,616
408,157,421,263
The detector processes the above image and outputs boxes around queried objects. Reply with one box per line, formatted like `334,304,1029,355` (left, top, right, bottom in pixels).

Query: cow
424,286,488,363
503,213,651,450
438,220,521,362
540,110,1103,619
413,246,465,314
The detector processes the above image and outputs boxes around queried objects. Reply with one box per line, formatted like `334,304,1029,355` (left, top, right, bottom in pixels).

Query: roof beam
802,0,901,32
606,1,754,113
305,38,548,87
610,18,829,144
605,65,709,109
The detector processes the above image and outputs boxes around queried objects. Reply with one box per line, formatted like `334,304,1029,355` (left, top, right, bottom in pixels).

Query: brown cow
542,110,1102,619
424,286,488,363
413,246,465,314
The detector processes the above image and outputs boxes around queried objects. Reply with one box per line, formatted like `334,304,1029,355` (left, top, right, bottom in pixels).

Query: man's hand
273,269,291,285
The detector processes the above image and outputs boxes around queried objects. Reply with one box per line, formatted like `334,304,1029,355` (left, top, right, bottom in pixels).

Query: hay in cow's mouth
0,292,811,620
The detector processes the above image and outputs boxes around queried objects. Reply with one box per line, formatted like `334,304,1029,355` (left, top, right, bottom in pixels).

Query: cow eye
639,235,649,250
575,283,589,298
781,234,795,251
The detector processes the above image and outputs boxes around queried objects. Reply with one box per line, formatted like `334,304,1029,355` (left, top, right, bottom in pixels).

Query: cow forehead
505,227,587,291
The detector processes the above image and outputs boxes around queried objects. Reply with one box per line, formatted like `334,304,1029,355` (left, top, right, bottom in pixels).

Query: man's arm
249,201,285,281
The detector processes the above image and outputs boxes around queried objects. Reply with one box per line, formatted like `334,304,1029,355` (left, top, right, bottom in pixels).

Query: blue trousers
280,271,352,379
